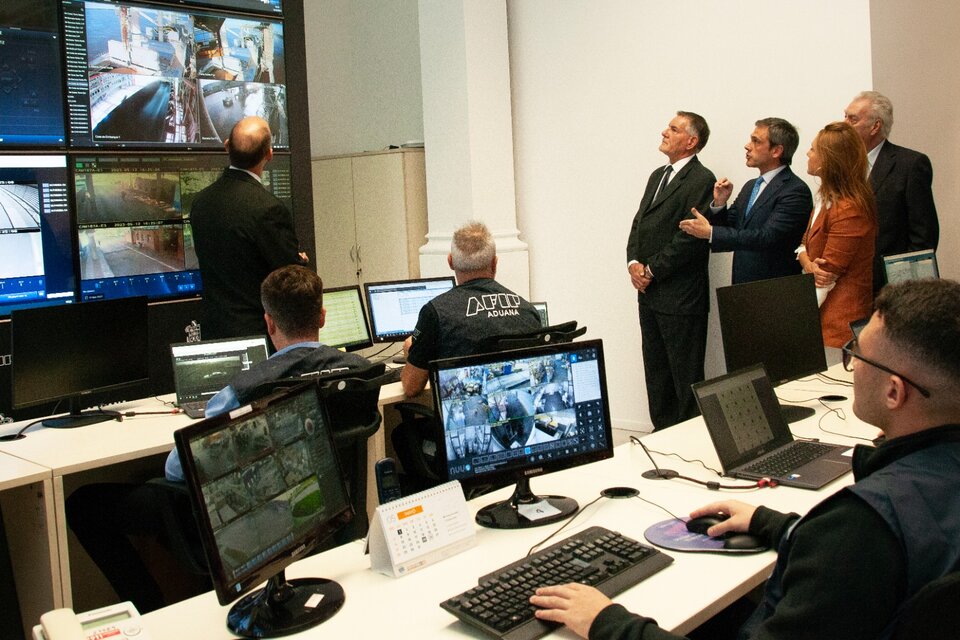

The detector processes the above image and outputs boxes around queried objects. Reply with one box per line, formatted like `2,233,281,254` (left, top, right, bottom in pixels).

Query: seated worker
400,220,543,397
530,278,960,640
66,265,369,612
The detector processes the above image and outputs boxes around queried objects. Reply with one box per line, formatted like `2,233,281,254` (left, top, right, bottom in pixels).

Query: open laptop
883,249,940,285
169,336,269,418
692,364,852,490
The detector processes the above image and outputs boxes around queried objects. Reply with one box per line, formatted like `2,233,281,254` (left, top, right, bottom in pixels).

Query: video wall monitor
174,0,282,16
175,382,352,637
10,296,149,429
71,153,291,301
0,1,67,146
61,0,288,149
430,339,614,529
317,285,372,352
0,155,76,316
716,273,826,423
363,276,456,343
883,249,940,285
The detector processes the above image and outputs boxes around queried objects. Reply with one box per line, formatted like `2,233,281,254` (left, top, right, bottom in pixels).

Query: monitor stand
474,477,578,529
779,403,815,424
227,570,344,638
42,397,120,429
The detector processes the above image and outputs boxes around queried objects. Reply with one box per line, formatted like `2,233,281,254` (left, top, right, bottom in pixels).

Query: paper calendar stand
368,480,477,577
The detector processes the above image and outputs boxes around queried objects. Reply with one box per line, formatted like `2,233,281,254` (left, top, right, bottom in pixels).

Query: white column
417,0,529,296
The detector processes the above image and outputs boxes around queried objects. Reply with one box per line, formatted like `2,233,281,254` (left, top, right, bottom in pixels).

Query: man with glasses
530,279,960,639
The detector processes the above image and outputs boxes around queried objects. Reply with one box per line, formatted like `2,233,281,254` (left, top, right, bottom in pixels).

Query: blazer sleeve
711,178,812,252
626,170,661,263
816,201,874,277
645,169,714,281
254,201,305,269
904,152,940,251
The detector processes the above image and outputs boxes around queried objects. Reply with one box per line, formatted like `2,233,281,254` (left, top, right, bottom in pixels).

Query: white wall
507,0,873,430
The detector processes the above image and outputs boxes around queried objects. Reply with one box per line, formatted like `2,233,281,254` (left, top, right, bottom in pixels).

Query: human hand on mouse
689,500,757,537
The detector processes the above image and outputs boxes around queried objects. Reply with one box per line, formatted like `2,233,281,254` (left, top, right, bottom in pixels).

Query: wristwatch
643,265,654,279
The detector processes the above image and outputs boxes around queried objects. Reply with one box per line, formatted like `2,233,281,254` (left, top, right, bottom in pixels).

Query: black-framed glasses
841,338,931,398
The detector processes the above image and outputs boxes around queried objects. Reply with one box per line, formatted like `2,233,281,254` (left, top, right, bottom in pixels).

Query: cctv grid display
435,342,610,484
0,0,294,314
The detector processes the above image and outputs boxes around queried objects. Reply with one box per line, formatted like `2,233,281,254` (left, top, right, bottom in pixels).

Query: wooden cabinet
312,148,427,287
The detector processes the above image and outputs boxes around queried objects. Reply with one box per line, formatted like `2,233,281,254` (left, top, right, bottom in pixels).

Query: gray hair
450,221,496,272
855,90,894,138
677,111,710,152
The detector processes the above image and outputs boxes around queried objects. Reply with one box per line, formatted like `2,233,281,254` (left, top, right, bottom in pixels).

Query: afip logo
465,294,522,318
0,353,10,368
185,320,201,343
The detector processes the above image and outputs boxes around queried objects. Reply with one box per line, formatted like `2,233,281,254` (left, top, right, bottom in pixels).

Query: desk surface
141,367,873,639
0,452,50,492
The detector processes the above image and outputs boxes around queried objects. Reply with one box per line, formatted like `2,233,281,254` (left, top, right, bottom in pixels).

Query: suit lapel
643,157,697,217
742,169,788,227
869,142,896,190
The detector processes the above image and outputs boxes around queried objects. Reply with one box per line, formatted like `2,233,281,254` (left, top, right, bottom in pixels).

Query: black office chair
391,322,586,496
889,569,960,639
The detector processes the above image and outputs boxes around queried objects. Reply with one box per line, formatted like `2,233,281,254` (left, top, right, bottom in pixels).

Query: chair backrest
889,570,960,639
477,321,586,353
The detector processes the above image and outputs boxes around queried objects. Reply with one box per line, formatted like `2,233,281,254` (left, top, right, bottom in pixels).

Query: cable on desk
631,437,774,491
0,418,44,442
526,494,603,557
816,399,874,443
628,436,723,476
816,372,854,387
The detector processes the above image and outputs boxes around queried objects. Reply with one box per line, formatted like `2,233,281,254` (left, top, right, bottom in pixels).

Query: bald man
191,116,308,340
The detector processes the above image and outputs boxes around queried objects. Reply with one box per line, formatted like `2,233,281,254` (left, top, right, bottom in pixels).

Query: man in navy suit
679,117,812,284
844,91,939,293
626,111,715,430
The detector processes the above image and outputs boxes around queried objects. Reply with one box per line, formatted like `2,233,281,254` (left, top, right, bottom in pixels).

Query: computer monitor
317,285,372,352
531,301,549,328
716,273,826,423
0,155,76,316
174,382,352,638
10,297,149,429
883,249,940,285
170,335,269,406
430,339,614,529
363,276,456,343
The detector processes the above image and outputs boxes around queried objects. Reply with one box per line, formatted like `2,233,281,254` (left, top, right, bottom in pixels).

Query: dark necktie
653,165,673,202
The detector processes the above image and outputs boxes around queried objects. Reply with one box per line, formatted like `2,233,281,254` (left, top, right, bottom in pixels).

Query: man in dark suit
191,116,308,340
679,117,812,284
844,91,939,293
626,111,715,430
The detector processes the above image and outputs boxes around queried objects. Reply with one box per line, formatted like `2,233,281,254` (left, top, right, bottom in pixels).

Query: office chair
391,322,586,496
889,569,960,639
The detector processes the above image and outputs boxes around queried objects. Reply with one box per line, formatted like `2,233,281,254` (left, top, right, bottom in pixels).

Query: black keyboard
743,441,836,477
441,526,673,640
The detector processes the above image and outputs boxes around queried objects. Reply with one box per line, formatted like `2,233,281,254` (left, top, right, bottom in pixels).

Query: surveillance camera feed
62,0,288,148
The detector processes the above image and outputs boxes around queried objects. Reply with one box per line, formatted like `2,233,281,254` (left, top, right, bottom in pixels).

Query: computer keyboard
743,441,836,477
441,526,673,640
380,366,402,385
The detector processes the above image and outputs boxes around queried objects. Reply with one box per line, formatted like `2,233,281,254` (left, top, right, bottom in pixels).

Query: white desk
141,368,873,639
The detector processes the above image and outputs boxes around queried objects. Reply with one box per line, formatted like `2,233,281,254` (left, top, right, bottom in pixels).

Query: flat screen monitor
716,273,826,423
531,301,549,328
175,382,352,637
364,276,456,343
170,335,268,406
72,153,291,301
174,0,282,15
0,155,76,316
10,296,149,429
317,285,372,352
61,0,288,149
430,338,614,529
883,249,939,285
0,1,67,147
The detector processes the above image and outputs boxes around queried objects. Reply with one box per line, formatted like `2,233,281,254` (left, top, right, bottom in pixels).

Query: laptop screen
170,336,269,404
883,249,939,285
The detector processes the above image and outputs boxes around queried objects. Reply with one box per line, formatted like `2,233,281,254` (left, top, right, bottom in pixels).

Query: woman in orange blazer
798,121,877,348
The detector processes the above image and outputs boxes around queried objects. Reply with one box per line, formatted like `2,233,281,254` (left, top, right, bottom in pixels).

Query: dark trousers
638,304,707,430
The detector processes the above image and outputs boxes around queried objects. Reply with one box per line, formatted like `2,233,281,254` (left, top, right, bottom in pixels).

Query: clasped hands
628,262,652,292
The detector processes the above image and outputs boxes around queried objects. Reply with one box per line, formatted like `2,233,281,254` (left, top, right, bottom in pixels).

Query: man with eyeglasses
530,279,960,640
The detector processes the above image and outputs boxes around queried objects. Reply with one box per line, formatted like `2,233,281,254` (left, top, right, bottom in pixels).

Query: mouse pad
644,518,768,554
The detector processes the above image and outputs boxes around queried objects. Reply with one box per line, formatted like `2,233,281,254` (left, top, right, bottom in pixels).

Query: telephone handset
33,602,150,640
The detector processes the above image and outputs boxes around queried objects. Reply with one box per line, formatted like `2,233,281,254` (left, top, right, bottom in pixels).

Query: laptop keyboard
743,441,836,477
441,526,673,640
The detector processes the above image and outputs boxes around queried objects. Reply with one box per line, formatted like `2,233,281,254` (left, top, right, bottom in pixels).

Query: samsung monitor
363,276,456,343
175,382,352,638
61,0,288,149
0,155,76,316
317,285,372,352
716,273,826,423
883,249,940,285
430,339,614,529
10,297,149,429
531,301,549,328
0,0,67,147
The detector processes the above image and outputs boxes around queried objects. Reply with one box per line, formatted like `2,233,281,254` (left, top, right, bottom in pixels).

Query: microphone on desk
636,439,680,480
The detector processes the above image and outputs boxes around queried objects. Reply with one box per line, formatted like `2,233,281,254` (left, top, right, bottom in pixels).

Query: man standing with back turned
626,111,715,430
192,115,308,340
679,117,812,284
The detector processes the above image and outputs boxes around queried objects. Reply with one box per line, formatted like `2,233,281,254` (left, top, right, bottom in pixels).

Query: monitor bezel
319,284,373,352
362,276,456,343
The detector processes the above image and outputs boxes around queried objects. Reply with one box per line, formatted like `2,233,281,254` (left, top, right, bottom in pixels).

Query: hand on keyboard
530,583,613,639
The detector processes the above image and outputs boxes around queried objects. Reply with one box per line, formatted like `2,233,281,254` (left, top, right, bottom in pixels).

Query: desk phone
33,602,150,640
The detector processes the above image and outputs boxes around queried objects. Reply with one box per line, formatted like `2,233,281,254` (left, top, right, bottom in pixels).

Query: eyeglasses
841,338,931,398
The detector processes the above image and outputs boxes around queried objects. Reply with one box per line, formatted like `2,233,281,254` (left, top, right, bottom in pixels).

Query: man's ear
490,255,498,277
264,312,277,337
447,253,454,271
772,145,784,159
883,375,908,410
319,307,326,330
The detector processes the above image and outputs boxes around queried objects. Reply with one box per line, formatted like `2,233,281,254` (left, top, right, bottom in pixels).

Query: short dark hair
677,111,710,152
875,279,960,384
226,120,272,169
260,265,324,337
756,117,800,165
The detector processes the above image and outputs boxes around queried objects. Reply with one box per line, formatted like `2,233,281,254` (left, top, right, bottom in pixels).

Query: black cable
0,418,45,442
631,436,774,490
816,399,874,443
527,495,602,556
817,372,854,387
629,436,723,476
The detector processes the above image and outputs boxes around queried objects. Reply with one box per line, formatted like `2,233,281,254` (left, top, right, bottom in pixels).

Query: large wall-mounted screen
61,0,288,149
174,0,283,16
0,1,68,147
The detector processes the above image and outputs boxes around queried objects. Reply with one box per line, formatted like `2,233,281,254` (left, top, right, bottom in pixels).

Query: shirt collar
759,164,788,184
852,423,960,480
867,139,885,171
228,166,263,184
271,341,322,358
669,154,694,174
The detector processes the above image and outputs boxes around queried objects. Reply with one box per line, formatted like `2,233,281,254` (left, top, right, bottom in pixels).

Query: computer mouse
721,533,766,551
686,514,729,535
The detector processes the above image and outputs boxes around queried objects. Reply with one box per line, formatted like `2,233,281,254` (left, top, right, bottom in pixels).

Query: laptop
169,336,269,418
883,249,940,285
692,364,852,490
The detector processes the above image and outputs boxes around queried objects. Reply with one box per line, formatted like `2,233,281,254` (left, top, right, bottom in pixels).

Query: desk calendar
368,480,476,577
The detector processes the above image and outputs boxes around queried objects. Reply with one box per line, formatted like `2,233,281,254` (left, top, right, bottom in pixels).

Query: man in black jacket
530,279,960,639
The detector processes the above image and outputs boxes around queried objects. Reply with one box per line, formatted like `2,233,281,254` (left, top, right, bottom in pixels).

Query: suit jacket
191,168,304,340
801,198,876,348
708,166,812,284
626,156,715,315
871,141,939,291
